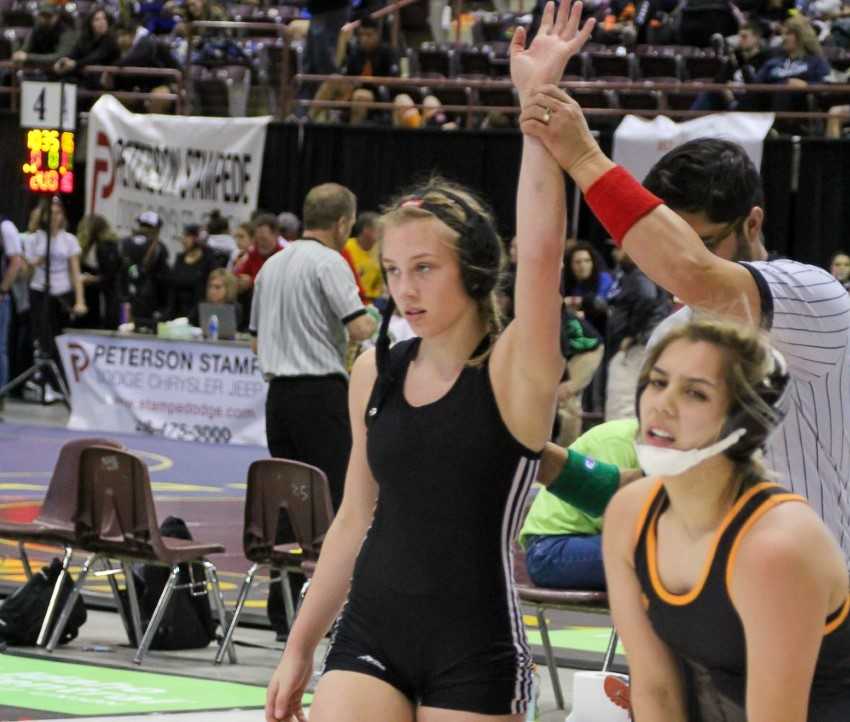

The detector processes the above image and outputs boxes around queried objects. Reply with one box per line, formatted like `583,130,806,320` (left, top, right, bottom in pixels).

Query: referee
250,182,376,509
522,86,850,563
250,183,376,639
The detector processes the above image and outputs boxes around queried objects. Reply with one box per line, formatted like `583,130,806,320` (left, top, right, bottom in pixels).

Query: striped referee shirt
648,258,850,563
249,239,366,379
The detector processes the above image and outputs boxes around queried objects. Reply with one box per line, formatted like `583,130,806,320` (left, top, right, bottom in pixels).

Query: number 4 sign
20,81,77,131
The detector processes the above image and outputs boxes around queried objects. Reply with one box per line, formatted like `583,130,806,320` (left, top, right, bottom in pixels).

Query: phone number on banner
135,421,234,444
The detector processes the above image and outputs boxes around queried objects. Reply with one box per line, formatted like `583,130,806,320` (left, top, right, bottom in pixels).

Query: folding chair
214,458,334,665
45,446,232,665
513,542,619,710
0,436,123,646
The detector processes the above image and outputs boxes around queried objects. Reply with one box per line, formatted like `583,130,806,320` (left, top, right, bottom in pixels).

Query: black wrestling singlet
323,338,540,715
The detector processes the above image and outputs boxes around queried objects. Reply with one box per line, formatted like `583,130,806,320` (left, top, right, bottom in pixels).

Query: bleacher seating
0,0,847,132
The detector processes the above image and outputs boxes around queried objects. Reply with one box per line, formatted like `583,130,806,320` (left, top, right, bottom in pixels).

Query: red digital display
22,129,75,194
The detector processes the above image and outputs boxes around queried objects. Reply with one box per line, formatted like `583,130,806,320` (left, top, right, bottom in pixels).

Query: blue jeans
0,294,11,390
525,534,606,590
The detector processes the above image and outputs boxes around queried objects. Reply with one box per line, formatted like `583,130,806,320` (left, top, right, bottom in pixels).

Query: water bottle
119,302,132,325
208,314,219,341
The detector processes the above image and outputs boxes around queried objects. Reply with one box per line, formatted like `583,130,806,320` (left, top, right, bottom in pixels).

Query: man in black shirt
692,20,775,111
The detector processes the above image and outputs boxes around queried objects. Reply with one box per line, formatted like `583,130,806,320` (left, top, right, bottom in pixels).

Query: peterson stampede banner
57,333,267,446
85,95,270,254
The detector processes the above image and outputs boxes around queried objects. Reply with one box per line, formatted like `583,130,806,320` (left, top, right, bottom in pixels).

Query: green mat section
526,625,625,655
0,654,313,715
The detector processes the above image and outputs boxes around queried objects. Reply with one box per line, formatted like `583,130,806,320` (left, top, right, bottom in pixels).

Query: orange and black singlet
634,480,850,721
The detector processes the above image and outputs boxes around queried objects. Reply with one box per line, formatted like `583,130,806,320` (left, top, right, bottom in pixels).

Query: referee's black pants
265,374,351,634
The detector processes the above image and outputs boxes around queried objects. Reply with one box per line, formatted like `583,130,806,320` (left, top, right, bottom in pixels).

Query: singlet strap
365,337,420,427
723,487,807,604
632,479,665,552
826,594,850,635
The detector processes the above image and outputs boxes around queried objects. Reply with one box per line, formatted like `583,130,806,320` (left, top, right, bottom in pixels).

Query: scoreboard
22,128,75,194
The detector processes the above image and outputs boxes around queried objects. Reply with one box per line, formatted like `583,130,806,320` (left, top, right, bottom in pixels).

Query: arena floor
0,399,622,721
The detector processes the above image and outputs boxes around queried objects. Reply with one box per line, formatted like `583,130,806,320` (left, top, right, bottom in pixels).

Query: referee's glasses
700,216,747,252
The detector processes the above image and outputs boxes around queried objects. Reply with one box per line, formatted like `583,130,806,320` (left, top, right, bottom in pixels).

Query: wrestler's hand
510,0,595,106
265,647,313,722
520,84,604,174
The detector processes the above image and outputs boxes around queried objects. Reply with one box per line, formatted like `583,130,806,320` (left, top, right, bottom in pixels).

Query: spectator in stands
228,220,253,272
118,210,170,328
562,241,613,336
277,212,301,243
743,15,830,111
1,215,24,408
168,223,218,320
105,20,180,112
692,19,775,111
830,250,850,291
519,419,642,590
343,212,383,303
27,197,86,385
176,0,226,26
8,208,42,385
111,20,180,87
604,250,672,421
137,0,178,36
593,0,639,46
340,17,399,79
188,268,241,328
342,16,399,120
727,20,773,79
205,209,236,265
76,213,121,329
233,213,282,294
53,7,120,87
423,95,459,130
305,0,351,77
391,93,422,128
12,3,78,72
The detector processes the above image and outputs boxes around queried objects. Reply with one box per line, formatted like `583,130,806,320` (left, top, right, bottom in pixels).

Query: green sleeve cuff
546,449,620,517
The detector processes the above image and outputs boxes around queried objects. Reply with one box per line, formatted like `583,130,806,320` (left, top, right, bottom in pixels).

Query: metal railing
294,73,850,131
0,62,185,114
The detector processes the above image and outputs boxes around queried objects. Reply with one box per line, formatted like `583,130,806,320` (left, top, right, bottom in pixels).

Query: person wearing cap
167,223,219,321
117,211,169,329
12,2,78,69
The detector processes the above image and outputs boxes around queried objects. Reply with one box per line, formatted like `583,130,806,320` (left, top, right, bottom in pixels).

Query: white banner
85,95,271,255
612,112,775,183
57,333,267,446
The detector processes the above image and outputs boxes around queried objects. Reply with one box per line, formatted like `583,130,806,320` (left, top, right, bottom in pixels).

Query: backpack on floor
120,516,217,650
0,557,87,646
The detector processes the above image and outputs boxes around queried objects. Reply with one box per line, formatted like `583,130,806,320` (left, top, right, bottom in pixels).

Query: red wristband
584,165,663,247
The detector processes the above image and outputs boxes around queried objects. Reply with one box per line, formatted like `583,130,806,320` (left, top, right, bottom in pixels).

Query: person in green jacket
520,418,641,590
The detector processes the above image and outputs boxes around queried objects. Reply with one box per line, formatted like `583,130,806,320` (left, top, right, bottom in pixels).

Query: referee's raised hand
520,84,602,177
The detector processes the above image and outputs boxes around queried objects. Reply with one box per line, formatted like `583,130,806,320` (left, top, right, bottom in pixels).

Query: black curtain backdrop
0,113,846,270
793,139,850,267
0,113,34,228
